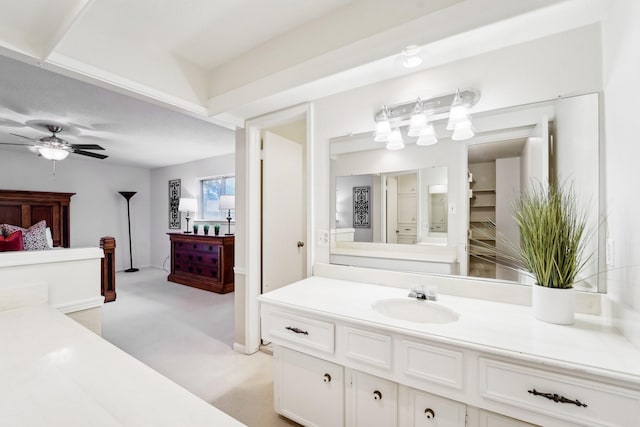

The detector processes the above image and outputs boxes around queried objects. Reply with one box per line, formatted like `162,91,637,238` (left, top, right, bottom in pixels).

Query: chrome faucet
409,285,437,301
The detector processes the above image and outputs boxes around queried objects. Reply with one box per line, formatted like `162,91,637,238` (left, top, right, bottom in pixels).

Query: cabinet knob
297,241,305,248
424,408,435,419
373,390,382,400
323,373,331,383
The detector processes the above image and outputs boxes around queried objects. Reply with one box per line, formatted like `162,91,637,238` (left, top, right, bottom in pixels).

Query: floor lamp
119,191,139,273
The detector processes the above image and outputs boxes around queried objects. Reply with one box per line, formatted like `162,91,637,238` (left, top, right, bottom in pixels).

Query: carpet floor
101,267,299,427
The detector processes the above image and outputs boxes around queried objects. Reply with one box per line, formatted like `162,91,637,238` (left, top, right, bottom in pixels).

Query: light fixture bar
374,88,480,123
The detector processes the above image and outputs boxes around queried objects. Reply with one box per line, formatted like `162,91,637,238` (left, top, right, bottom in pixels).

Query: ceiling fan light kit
1,123,108,163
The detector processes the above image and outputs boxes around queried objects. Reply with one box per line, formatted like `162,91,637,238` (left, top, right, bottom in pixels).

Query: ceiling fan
0,124,108,160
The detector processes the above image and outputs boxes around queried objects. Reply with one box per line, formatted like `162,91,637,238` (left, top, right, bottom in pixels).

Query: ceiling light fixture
401,45,422,68
39,147,70,161
373,88,479,149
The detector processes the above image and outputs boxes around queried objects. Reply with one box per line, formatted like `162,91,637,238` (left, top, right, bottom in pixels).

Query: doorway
243,104,313,354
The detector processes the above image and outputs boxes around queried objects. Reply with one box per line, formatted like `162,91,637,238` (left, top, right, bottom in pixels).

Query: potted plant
214,223,221,236
193,224,199,234
511,181,590,324
203,223,210,235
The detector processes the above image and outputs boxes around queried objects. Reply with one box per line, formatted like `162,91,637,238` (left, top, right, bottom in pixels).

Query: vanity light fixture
374,105,392,142
401,45,422,68
407,98,428,136
373,88,479,148
385,129,405,150
446,89,475,140
415,123,438,146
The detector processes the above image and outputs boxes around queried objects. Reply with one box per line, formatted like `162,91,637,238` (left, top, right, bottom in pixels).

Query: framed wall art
168,179,181,229
353,185,370,228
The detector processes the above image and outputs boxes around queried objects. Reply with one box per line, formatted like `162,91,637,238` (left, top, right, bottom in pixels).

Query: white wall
313,24,603,269
149,153,235,269
601,0,640,347
0,150,150,271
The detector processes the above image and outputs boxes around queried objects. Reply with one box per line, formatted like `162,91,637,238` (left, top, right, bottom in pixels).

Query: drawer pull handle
323,373,331,383
424,408,435,419
285,326,308,335
373,390,382,400
528,389,588,407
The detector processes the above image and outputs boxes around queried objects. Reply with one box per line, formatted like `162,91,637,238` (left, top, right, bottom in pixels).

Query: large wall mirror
329,93,603,292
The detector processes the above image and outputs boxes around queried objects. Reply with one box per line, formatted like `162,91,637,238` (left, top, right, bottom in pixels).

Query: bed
0,189,104,333
0,189,73,247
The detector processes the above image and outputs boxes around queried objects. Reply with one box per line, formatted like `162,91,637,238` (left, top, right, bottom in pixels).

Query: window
200,176,235,220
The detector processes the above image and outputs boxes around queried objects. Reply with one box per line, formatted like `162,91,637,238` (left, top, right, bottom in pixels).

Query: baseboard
232,342,246,354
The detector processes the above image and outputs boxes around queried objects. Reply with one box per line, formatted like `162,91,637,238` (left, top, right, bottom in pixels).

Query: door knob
373,390,382,400
297,241,305,247
424,408,435,419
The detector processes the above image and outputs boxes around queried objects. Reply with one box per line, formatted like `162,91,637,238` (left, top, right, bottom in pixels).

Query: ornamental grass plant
511,181,590,289
469,180,591,289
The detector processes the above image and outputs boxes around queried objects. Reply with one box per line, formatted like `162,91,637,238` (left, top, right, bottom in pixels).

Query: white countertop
0,305,245,427
259,276,640,386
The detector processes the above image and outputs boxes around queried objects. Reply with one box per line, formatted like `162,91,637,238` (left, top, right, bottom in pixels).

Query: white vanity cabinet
260,278,640,427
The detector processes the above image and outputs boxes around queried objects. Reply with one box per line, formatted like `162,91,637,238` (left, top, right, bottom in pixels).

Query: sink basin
372,298,459,324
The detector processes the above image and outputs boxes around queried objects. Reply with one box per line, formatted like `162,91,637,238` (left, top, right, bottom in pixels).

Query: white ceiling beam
40,0,96,62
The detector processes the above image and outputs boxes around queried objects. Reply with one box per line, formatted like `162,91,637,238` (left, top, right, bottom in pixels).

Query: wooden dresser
167,233,234,294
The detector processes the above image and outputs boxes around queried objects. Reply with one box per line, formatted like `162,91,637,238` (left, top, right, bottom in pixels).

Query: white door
262,131,306,293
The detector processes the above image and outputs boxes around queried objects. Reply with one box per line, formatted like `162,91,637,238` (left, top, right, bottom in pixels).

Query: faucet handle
425,286,438,301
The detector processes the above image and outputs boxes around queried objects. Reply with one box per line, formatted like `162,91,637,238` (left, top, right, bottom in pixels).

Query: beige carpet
101,267,299,427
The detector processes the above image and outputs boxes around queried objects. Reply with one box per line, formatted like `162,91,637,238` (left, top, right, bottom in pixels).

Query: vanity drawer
478,357,640,427
344,327,392,370
266,311,335,354
400,340,464,390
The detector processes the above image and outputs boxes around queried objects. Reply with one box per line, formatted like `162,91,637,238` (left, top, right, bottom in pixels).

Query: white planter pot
531,285,575,325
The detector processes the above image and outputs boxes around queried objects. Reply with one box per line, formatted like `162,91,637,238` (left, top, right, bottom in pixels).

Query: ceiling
0,0,609,168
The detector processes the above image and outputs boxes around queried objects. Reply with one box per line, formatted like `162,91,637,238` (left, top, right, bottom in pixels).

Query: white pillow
45,227,54,248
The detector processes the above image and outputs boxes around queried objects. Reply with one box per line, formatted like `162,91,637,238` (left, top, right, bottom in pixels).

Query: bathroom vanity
259,276,640,427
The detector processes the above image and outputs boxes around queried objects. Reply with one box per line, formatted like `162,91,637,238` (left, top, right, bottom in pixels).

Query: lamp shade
39,147,70,160
219,194,235,210
178,197,197,213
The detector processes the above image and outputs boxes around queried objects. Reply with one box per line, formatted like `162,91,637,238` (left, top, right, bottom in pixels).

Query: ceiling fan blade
9,133,37,141
0,142,31,146
70,144,105,150
73,149,108,159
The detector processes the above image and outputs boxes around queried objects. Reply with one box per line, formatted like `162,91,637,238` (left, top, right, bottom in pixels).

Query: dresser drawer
193,252,219,266
174,241,219,253
479,357,640,427
266,311,335,354
401,340,464,390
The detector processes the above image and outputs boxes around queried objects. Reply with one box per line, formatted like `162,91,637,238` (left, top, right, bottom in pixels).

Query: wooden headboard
0,190,75,247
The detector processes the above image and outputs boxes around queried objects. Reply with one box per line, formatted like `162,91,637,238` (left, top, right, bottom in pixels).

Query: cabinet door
397,195,417,224
275,346,344,427
346,369,397,427
398,173,417,194
398,386,466,427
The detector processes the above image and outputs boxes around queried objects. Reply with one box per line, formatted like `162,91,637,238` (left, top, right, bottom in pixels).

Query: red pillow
0,230,24,252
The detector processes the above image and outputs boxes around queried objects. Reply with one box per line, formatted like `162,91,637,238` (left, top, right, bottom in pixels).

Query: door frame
243,103,314,354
